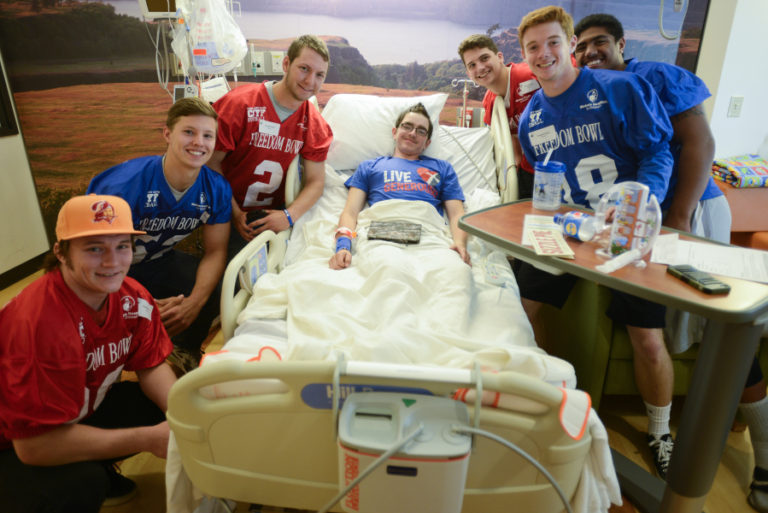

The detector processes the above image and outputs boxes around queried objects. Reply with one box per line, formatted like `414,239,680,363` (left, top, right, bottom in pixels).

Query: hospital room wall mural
0,0,711,241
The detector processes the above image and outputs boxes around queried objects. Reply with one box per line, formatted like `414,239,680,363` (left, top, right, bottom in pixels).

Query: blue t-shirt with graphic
87,155,232,264
518,67,674,209
625,59,722,206
345,155,465,216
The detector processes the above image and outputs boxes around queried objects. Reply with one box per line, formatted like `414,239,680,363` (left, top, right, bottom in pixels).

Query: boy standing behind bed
574,14,768,508
0,195,176,512
87,97,232,374
329,102,469,269
514,5,677,480
207,34,334,257
458,34,540,199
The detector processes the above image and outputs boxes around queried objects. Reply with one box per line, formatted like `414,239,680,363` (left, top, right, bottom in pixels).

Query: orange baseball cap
56,194,146,241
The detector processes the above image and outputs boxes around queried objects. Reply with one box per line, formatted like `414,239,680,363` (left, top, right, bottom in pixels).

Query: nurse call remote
666,264,731,295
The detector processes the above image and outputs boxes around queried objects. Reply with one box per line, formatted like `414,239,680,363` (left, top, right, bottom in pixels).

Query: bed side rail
220,230,284,341
283,95,320,206
490,95,518,203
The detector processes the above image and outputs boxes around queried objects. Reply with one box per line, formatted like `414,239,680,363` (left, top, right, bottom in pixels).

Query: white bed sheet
222,197,575,386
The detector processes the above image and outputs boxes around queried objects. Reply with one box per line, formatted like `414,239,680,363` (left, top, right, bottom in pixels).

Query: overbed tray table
459,199,768,513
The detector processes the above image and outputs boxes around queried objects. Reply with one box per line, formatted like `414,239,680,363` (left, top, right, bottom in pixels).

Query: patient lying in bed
213,101,575,387
330,102,470,268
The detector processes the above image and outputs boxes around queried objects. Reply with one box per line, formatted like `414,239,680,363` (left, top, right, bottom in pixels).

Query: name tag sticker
259,119,280,136
137,298,153,320
529,125,557,147
518,79,541,95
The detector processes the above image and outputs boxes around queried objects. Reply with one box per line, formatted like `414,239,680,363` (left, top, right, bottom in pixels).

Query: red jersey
482,62,541,175
213,83,333,210
0,270,172,449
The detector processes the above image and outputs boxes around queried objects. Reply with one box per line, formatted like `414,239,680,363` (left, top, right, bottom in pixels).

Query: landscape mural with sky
0,0,710,239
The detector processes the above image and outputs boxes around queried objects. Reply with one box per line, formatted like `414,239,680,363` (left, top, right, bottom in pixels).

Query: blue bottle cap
534,161,566,173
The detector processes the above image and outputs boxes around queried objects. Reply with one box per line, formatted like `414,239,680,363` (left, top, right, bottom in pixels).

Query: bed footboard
168,360,592,513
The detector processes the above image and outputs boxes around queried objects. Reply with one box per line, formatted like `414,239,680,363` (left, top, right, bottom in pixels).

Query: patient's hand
329,250,352,270
451,244,471,266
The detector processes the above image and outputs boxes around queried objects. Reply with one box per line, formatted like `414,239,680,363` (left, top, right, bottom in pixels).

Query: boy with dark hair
458,34,540,198
573,12,725,236
575,13,768,509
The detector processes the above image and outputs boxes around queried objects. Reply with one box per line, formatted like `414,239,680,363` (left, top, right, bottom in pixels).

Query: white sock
644,401,672,438
740,395,768,470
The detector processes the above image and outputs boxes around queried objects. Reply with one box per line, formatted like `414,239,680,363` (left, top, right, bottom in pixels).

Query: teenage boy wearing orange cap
0,195,176,512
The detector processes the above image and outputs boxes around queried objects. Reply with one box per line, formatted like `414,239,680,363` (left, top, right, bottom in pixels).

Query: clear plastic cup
532,161,566,210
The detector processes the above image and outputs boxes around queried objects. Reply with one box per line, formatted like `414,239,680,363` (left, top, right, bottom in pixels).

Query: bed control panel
337,392,471,513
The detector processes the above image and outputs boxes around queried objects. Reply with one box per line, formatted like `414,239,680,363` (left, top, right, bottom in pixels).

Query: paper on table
522,214,559,245
651,233,768,283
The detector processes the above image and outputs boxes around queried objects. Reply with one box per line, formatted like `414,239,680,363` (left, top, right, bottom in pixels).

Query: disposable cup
532,161,566,210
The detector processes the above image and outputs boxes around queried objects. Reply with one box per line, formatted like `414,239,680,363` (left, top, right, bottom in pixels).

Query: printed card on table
526,227,575,259
521,214,559,245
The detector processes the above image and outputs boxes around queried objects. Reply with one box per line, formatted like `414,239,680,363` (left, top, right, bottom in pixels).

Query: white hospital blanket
167,198,621,513
229,199,574,385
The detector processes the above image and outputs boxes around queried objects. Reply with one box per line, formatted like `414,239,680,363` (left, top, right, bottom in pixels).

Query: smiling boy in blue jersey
514,5,678,480
575,14,768,509
88,97,232,373
329,103,469,270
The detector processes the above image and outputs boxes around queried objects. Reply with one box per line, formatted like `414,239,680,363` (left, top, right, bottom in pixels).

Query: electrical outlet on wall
270,51,285,75
727,96,744,118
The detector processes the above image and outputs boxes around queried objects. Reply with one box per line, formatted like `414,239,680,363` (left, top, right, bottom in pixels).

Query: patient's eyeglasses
398,122,429,138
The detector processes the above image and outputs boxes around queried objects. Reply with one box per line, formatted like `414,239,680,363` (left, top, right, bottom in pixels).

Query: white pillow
434,125,498,195
322,93,449,171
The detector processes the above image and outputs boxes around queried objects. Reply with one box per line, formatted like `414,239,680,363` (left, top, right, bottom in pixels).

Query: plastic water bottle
554,211,598,242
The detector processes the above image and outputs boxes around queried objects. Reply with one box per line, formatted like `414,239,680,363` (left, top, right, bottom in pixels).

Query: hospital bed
166,93,621,513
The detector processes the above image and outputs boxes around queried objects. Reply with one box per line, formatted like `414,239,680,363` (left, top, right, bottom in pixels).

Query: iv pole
452,78,478,128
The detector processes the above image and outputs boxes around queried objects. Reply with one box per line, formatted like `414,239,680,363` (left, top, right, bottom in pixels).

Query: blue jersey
518,67,674,209
625,59,722,206
346,155,465,217
87,156,232,264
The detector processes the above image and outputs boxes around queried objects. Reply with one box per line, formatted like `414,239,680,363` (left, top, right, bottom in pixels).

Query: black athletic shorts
515,261,666,328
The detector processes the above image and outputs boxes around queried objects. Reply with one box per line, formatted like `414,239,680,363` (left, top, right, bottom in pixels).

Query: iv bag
172,0,247,75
